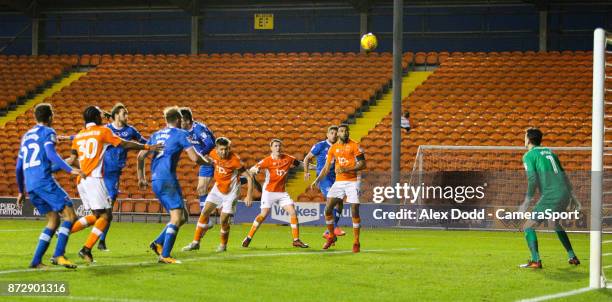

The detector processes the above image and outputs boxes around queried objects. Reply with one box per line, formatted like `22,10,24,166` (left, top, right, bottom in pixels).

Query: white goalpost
401,27,610,292
591,27,609,289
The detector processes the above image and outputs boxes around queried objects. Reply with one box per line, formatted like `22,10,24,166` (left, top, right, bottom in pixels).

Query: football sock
71,215,96,233
524,227,540,261
290,215,299,240
555,230,576,258
325,214,335,238
220,223,230,246
84,217,108,249
193,214,210,242
247,215,266,239
161,224,178,258
31,227,54,266
333,208,341,227
352,217,361,244
154,224,169,245
53,221,73,258
99,220,111,241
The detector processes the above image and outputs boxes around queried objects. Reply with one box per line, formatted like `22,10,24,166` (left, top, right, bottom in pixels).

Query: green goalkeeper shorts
532,196,570,222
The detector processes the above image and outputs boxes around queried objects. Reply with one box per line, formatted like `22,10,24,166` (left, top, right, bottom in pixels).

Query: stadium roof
0,0,610,16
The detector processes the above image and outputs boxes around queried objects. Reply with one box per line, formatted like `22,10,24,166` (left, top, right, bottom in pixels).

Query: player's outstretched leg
520,220,542,269
71,215,96,233
183,202,216,251
351,204,361,253
242,209,269,247
50,207,77,269
554,222,579,265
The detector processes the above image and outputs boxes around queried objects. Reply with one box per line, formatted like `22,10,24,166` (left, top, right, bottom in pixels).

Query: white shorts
327,181,360,204
77,177,111,210
205,184,239,214
260,190,294,209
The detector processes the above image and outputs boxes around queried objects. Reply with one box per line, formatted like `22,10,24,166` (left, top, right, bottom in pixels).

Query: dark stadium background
1,0,611,55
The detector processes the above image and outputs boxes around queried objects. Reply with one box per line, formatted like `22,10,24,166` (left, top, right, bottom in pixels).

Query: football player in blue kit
303,125,345,238
16,103,86,269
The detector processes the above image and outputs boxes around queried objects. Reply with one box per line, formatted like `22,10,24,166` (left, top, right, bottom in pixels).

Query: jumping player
16,103,86,269
311,124,366,253
241,139,309,248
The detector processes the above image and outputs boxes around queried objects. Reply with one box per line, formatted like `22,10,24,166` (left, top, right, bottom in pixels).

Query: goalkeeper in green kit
518,128,581,269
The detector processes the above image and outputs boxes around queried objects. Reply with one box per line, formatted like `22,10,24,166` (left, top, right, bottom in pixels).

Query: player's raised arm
57,135,74,142
119,139,162,151
185,147,211,166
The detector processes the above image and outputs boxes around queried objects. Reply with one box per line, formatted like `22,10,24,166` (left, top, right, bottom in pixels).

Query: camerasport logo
272,203,319,223
0,202,22,216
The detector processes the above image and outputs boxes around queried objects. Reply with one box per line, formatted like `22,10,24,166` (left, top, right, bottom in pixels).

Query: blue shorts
104,170,122,202
318,177,335,199
152,179,184,211
198,165,214,178
28,182,73,215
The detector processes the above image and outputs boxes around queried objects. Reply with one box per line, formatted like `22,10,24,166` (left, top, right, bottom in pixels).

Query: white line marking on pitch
603,240,612,244
0,228,40,232
604,253,612,257
0,248,416,275
516,287,595,302
604,264,612,269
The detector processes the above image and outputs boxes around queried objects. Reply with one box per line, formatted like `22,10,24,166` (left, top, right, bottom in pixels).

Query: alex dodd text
373,208,580,221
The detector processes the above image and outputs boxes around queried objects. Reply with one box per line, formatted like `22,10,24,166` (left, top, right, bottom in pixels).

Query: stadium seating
2,51,599,206
0,52,393,204
357,51,594,203
0,55,76,112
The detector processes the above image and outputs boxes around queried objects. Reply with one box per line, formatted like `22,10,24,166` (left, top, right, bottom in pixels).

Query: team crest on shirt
217,166,228,174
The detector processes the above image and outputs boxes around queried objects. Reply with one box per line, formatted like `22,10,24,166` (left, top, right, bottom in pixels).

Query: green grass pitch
0,219,610,301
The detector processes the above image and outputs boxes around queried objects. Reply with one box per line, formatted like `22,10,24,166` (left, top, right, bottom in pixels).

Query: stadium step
348,71,432,141
286,71,433,200
0,71,88,128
